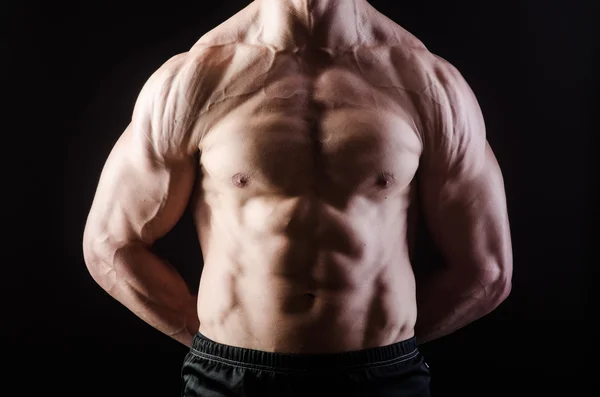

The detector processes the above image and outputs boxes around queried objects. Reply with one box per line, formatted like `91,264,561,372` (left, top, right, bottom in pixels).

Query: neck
256,0,368,50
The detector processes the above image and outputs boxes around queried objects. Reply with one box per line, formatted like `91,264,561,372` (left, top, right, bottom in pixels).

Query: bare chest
199,50,422,201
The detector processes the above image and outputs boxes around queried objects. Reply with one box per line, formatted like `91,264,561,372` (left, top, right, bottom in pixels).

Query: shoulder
382,44,468,102
132,41,271,157
407,52,486,171
138,45,228,102
391,48,483,141
131,46,225,156
416,51,476,112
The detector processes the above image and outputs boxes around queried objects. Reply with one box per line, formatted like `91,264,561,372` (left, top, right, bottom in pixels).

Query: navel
375,172,396,189
232,172,251,188
303,292,317,300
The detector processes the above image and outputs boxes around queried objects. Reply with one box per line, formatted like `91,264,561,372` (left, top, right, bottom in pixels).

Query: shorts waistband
190,333,420,373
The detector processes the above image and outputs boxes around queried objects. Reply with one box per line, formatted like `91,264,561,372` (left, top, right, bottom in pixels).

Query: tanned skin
83,0,512,352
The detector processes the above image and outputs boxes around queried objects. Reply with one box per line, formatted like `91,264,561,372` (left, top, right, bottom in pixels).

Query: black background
3,0,596,395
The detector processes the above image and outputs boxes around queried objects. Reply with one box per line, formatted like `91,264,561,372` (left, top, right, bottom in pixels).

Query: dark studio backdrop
3,0,596,395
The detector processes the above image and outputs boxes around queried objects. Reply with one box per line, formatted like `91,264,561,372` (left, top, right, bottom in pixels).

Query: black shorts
181,333,431,397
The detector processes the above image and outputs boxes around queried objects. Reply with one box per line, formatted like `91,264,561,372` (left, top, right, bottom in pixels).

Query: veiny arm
82,53,202,347
414,56,513,344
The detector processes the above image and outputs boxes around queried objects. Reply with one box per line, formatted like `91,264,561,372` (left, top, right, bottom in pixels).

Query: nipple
375,172,395,189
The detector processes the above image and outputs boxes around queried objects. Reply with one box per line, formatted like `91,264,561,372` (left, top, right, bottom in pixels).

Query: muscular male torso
191,0,427,353
84,0,511,355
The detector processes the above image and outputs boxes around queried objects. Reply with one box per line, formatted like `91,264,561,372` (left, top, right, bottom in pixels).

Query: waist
197,296,417,354
189,331,420,373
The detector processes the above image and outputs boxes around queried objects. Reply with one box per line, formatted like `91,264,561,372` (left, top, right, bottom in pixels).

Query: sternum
307,100,326,193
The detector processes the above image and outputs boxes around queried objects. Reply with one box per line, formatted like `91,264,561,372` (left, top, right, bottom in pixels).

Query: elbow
480,263,512,309
82,240,106,286
82,240,100,274
83,228,99,271
82,233,118,289
491,275,512,306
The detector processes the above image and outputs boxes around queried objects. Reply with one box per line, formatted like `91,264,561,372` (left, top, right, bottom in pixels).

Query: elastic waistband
190,333,420,373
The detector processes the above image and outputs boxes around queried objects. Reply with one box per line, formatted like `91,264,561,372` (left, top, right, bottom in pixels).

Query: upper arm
83,53,201,259
417,56,512,286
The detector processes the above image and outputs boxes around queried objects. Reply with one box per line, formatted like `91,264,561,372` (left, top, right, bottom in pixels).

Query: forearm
415,266,509,344
87,242,200,348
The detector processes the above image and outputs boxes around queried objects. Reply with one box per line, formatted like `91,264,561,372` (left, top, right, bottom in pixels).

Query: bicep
84,124,196,249
419,143,512,280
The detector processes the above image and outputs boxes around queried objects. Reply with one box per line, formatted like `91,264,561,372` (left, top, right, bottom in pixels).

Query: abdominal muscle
193,192,418,354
